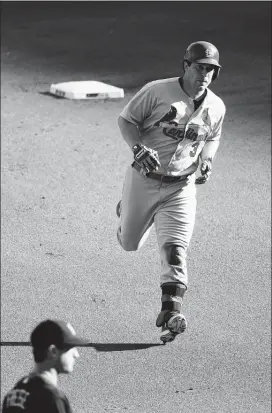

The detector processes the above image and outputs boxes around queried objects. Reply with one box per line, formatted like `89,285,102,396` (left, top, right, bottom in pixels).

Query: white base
50,81,124,100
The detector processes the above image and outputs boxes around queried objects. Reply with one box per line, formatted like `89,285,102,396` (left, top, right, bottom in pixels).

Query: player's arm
118,83,153,149
195,140,220,184
118,116,160,174
117,116,140,149
200,140,220,162
196,106,225,184
118,84,160,173
50,397,69,413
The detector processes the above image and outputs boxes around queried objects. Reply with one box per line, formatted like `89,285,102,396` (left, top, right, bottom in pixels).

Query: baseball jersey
120,77,226,176
2,374,73,413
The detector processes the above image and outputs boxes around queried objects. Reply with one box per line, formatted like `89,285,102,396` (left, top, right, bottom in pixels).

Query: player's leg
116,166,159,251
156,283,188,343
154,178,197,343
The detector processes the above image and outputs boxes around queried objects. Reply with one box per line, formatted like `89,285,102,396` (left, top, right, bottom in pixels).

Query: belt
132,162,190,183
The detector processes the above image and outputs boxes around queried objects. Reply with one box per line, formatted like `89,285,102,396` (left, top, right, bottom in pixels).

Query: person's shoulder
14,375,50,389
206,88,226,112
147,77,179,87
140,77,179,93
2,376,39,412
33,376,65,399
15,374,62,398
2,375,70,413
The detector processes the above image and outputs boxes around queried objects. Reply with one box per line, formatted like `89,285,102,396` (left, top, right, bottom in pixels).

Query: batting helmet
184,41,221,81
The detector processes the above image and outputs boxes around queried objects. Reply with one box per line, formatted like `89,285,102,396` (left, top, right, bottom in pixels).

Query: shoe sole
160,314,187,344
160,329,178,344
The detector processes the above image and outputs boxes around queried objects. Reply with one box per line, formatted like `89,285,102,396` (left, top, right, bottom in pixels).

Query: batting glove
195,158,212,184
133,143,161,174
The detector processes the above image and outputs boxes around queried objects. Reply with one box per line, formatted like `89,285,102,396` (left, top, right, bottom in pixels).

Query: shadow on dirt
0,341,164,352
38,91,64,99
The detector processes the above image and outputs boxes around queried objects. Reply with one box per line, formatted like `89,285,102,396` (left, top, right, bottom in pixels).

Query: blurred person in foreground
2,319,90,413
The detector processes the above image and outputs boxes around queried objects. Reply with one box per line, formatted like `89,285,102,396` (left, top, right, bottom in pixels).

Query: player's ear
47,344,59,360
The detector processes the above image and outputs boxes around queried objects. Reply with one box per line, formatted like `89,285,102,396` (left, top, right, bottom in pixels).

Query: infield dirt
1,2,271,413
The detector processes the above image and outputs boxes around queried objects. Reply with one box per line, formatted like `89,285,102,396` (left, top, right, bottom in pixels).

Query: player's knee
122,242,138,252
163,244,186,267
117,229,139,252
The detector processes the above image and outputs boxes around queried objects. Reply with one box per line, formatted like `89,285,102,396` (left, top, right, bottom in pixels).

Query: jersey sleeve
207,103,226,142
119,83,155,126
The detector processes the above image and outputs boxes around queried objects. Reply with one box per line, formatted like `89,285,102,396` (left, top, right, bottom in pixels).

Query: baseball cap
30,319,90,349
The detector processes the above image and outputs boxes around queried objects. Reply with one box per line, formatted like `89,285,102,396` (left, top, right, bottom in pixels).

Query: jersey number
5,389,30,409
189,142,200,157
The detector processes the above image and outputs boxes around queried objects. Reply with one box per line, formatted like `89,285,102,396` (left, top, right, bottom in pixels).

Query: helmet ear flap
212,66,220,81
183,59,191,72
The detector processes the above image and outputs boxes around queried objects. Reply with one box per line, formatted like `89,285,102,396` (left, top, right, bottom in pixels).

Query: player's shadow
87,343,164,352
0,342,164,352
38,91,64,99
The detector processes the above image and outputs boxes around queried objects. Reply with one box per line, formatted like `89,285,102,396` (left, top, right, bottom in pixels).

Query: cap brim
195,58,221,67
64,336,91,347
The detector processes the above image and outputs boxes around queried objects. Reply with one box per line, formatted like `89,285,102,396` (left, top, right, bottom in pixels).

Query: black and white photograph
1,1,271,412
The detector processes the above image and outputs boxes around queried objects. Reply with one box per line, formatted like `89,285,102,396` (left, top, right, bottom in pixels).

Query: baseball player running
2,319,90,413
116,41,226,344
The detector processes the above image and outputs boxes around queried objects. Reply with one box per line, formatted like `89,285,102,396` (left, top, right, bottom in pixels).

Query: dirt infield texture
1,1,271,412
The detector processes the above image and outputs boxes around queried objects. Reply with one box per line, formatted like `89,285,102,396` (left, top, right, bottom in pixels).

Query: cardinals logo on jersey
154,102,187,141
184,108,212,142
201,108,212,129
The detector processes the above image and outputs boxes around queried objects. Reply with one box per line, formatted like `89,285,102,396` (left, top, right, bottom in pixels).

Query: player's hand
195,158,212,184
133,143,161,174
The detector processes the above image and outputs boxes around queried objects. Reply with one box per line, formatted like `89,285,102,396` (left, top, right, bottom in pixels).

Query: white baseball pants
117,166,197,286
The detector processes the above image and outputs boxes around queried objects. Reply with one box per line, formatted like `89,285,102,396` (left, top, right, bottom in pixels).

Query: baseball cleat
160,313,187,344
116,200,121,218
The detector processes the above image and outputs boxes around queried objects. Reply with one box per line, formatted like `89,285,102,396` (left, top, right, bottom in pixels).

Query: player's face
186,62,215,90
57,347,80,374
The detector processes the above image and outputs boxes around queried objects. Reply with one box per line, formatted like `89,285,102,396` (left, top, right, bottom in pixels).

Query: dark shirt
193,90,207,112
2,375,73,413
